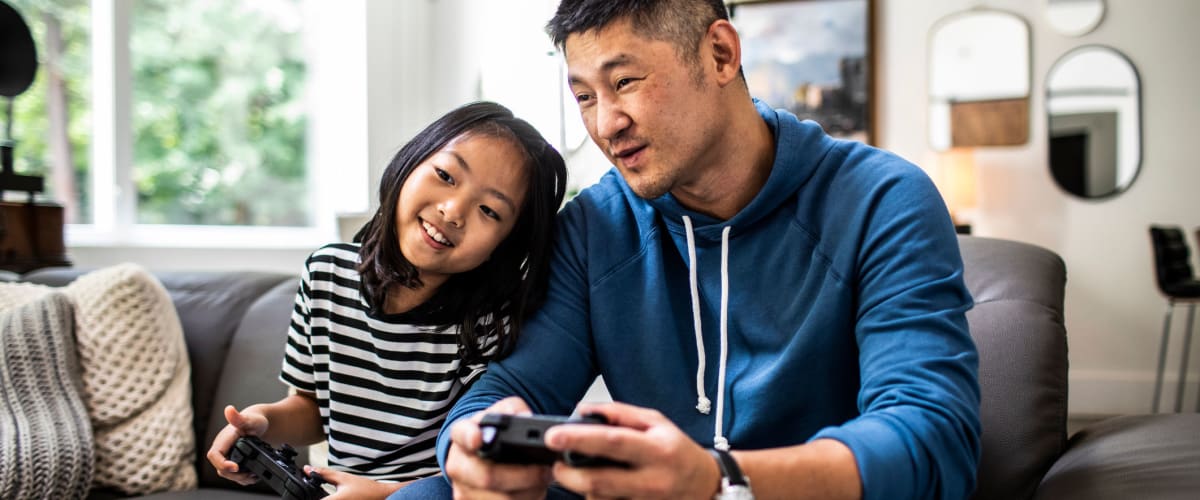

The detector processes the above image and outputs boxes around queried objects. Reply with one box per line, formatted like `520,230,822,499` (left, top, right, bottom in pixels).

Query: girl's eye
480,205,500,221
435,167,454,185
575,93,592,103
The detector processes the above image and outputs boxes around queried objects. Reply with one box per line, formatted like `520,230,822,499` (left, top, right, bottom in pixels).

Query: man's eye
575,93,592,103
615,78,631,89
480,205,500,221
435,168,454,185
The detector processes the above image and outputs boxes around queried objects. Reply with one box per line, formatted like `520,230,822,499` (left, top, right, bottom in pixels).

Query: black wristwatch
709,448,754,500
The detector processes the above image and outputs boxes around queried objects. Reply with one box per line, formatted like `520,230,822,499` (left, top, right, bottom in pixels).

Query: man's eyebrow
568,53,635,86
443,150,517,213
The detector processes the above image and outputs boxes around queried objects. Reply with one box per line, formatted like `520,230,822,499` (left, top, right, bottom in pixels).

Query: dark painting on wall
730,0,874,144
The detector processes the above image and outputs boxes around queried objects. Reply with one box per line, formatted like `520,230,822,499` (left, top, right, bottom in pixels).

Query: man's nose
595,97,631,141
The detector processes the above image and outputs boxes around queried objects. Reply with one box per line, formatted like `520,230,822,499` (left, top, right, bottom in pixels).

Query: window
129,0,308,226
7,0,365,249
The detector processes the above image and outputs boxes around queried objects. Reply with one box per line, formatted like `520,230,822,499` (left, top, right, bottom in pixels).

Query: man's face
565,18,722,200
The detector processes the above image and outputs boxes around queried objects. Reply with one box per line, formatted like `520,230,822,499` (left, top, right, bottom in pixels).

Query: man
411,1,980,498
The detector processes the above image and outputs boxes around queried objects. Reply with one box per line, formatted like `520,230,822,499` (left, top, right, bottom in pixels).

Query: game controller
229,436,328,500
477,413,629,468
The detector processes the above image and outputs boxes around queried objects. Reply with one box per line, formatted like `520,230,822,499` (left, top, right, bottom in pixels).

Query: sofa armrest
959,236,1069,500
199,278,304,490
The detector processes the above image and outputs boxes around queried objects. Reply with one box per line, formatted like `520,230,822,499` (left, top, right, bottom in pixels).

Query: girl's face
395,133,529,287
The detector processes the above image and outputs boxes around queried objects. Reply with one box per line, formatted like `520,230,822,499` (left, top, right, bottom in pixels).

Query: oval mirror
928,10,1031,151
1046,45,1141,199
0,0,38,98
1045,0,1105,37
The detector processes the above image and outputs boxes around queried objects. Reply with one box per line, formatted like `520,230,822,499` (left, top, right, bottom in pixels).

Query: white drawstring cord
713,226,732,451
683,216,711,414
682,216,733,451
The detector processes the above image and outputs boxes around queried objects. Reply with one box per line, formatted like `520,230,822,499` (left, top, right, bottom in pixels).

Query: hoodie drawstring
682,215,733,451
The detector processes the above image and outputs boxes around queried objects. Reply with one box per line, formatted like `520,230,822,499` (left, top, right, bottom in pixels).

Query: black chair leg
1175,303,1196,412
1154,301,1174,413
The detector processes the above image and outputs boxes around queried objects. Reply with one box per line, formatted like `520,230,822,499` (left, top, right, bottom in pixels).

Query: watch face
716,484,755,500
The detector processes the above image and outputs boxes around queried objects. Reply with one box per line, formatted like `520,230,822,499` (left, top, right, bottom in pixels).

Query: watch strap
708,448,749,487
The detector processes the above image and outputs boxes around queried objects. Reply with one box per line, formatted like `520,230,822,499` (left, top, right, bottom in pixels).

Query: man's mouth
612,144,646,159
422,220,454,247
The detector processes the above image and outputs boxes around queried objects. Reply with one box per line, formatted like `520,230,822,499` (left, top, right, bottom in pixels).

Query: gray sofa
9,235,1199,499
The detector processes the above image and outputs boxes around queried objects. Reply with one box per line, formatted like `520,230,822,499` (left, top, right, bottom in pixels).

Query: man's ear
706,19,742,87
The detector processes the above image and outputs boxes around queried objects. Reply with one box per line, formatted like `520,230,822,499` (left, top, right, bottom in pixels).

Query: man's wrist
709,448,754,499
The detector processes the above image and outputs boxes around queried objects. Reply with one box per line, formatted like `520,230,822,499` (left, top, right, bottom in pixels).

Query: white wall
879,0,1200,415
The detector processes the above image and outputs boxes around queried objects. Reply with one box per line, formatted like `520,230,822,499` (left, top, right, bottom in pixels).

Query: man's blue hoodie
438,101,981,499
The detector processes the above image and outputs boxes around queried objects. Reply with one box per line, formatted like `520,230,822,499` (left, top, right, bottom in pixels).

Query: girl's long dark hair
354,101,567,365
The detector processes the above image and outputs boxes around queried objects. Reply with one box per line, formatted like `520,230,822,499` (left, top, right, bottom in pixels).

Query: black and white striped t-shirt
280,243,494,481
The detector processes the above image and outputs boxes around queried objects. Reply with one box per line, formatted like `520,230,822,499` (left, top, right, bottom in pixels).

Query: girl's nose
438,200,463,227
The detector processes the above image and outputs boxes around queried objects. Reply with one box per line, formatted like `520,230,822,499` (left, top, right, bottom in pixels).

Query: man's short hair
546,0,730,67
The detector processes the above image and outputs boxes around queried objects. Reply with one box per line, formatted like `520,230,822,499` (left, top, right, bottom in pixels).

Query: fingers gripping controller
477,413,629,468
229,436,328,499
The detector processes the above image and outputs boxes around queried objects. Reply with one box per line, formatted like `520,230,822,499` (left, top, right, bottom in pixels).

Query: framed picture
729,0,875,144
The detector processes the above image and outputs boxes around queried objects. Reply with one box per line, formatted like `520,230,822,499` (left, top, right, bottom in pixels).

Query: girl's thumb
224,405,247,428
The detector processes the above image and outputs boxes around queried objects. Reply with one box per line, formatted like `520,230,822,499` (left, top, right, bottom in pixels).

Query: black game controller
229,436,328,500
477,413,628,468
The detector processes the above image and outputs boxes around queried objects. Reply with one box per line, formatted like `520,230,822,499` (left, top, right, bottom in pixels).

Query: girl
206,101,567,498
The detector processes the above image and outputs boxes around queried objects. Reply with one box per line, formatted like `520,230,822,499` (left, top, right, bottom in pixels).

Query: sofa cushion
0,293,94,499
1035,414,1200,499
2,264,197,494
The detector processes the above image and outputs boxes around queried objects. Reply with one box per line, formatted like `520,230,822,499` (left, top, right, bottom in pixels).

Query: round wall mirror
1046,45,1141,199
928,9,1031,151
1045,0,1105,37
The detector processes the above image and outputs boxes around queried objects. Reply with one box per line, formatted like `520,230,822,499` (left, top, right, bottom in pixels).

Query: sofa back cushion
959,236,1069,500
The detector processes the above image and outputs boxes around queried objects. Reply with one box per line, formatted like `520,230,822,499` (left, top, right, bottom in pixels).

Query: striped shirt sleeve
280,257,316,392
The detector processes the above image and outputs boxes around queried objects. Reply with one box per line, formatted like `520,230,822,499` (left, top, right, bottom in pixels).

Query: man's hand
544,402,721,499
305,465,409,499
206,405,270,485
445,397,555,499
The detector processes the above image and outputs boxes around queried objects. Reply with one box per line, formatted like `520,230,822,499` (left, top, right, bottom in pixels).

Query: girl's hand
306,466,410,499
206,405,270,485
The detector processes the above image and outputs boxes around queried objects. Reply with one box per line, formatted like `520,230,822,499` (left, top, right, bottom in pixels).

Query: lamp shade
938,148,977,221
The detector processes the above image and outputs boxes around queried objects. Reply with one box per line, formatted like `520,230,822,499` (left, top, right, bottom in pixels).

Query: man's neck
671,101,775,221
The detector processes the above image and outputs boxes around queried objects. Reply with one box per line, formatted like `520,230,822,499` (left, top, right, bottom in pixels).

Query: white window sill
66,224,334,250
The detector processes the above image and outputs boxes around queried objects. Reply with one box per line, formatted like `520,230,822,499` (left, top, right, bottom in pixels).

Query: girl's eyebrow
442,150,517,214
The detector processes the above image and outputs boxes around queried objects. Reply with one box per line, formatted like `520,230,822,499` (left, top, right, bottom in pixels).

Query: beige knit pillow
0,264,197,494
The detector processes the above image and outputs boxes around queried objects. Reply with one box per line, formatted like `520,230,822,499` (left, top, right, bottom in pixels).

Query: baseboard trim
1070,369,1200,415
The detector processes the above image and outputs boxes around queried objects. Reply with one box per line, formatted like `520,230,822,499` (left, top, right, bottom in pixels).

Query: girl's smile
421,219,454,248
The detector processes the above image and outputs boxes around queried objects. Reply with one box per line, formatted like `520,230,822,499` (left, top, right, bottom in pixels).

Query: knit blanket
0,292,95,499
0,264,196,494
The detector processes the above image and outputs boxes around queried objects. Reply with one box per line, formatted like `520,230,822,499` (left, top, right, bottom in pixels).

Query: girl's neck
383,275,445,315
